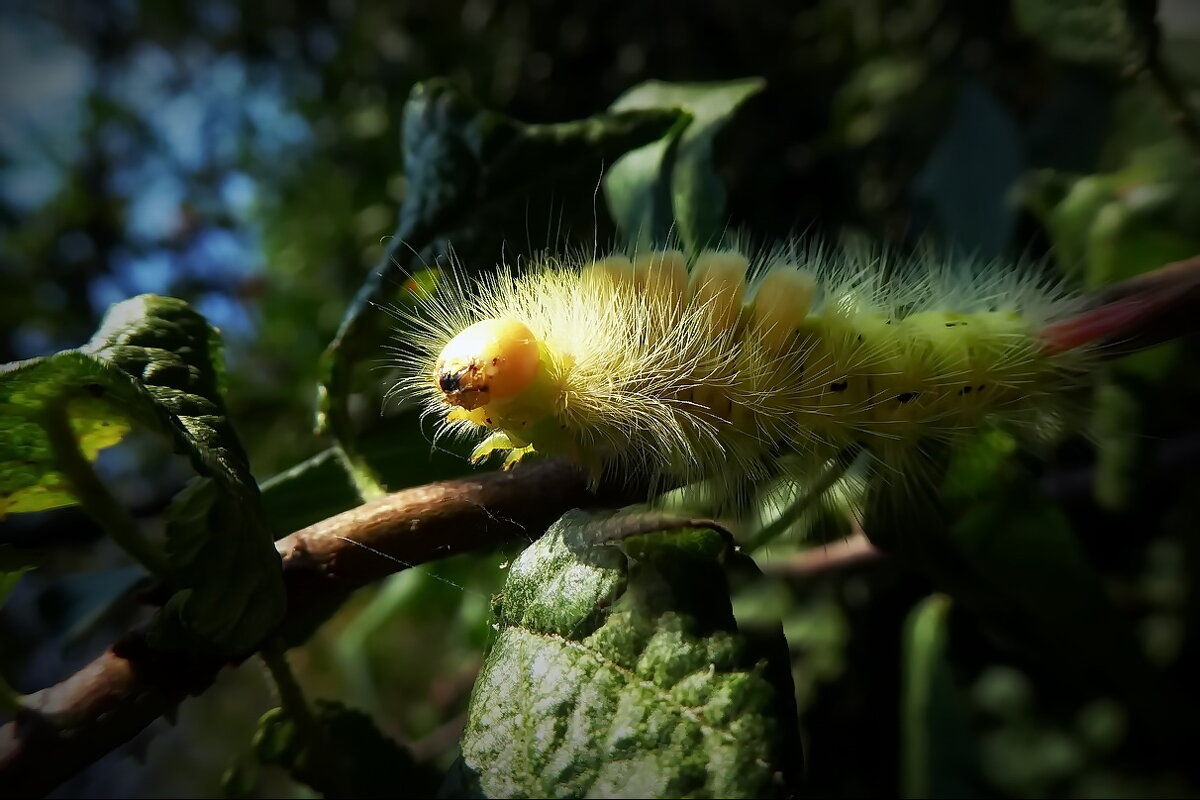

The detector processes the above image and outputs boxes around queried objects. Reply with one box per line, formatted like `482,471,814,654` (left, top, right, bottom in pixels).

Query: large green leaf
456,509,798,799
0,296,284,656
604,78,766,251
318,79,679,498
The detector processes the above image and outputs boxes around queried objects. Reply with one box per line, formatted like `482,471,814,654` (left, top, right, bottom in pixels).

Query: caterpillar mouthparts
396,244,1095,501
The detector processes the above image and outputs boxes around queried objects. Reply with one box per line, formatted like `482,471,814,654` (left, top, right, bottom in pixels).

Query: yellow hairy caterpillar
392,243,1103,508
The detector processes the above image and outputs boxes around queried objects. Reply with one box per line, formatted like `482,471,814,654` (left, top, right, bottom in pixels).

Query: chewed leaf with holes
0,295,284,656
456,510,798,799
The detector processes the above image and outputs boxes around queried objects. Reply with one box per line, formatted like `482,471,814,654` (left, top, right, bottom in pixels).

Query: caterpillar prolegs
394,245,1094,508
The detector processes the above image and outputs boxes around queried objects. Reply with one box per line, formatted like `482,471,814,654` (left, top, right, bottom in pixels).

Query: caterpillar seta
391,242,1102,513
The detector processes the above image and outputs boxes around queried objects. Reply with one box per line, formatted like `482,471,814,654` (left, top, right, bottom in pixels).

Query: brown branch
3,255,1200,797
0,459,627,798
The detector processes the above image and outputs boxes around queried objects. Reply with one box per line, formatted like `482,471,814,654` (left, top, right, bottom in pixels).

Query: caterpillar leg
501,446,536,469
470,432,523,464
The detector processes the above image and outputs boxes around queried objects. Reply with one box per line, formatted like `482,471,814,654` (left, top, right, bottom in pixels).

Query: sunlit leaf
457,509,798,798
604,78,766,251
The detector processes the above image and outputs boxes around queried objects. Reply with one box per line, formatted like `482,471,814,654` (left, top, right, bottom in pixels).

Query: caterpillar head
435,318,542,411
433,317,568,467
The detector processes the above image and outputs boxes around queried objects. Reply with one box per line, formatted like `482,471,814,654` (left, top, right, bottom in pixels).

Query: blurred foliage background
3,0,1200,797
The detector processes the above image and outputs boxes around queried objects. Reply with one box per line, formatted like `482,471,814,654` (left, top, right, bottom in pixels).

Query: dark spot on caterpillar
485,417,493,425
439,364,490,410
884,319,892,325
830,380,848,392
945,322,957,328
439,370,463,393
959,386,972,395
897,391,918,404
492,357,499,366
84,383,105,397
977,384,986,391
856,334,863,343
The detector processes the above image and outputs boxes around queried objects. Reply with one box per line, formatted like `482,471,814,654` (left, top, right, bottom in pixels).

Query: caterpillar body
394,245,1094,508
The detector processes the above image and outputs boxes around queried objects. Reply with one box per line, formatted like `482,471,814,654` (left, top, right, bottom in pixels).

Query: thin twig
757,532,881,577
260,643,315,732
745,445,864,551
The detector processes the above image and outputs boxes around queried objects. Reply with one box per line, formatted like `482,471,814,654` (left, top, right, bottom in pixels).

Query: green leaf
259,448,362,536
458,509,798,799
0,296,284,656
901,594,982,799
1014,0,1144,68
832,55,931,148
604,78,766,251
151,478,280,655
1,356,132,516
93,297,284,656
253,700,436,798
317,79,678,498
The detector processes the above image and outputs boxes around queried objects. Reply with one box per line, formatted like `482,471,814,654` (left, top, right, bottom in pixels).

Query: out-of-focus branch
3,255,1200,797
0,459,621,798
1041,255,1200,355
757,532,881,577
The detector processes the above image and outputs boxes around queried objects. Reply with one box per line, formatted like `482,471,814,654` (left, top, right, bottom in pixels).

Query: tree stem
42,398,171,579
260,642,315,731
